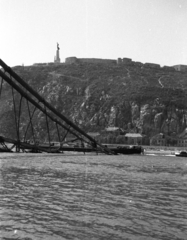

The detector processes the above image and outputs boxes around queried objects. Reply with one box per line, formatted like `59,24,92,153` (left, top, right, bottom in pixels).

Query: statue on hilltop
57,43,60,50
54,43,60,63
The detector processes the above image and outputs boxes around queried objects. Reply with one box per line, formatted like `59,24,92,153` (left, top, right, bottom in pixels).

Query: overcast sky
1,0,187,67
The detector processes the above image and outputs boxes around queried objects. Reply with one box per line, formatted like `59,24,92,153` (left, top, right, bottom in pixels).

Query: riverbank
144,149,175,156
104,144,186,156
143,145,186,156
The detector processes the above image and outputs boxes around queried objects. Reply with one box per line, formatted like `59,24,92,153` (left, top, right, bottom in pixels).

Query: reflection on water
0,153,187,240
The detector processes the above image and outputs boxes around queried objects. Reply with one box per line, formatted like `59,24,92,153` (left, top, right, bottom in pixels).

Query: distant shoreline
144,149,176,156
104,144,185,156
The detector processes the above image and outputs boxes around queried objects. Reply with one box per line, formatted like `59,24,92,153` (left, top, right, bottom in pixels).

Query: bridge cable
0,77,3,99
44,105,51,152
55,123,61,145
17,95,23,143
11,83,19,144
24,101,37,143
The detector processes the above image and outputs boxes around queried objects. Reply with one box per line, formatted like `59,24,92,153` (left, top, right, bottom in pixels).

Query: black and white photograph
0,0,187,239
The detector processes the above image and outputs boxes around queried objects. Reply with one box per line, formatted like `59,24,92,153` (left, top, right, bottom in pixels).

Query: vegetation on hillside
1,61,187,141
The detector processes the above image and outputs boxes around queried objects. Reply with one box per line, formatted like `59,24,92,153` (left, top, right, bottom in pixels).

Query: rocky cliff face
2,61,187,139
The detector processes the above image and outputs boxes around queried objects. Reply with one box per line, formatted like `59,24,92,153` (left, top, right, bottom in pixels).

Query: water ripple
0,154,187,239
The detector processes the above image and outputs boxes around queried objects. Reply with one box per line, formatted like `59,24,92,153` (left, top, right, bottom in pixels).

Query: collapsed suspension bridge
0,59,115,154
0,59,143,155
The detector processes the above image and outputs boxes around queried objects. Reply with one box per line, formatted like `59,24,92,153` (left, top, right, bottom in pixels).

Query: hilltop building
33,50,187,71
173,65,187,72
54,43,60,63
65,56,187,72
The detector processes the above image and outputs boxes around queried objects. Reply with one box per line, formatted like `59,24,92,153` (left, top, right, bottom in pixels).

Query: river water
0,153,187,240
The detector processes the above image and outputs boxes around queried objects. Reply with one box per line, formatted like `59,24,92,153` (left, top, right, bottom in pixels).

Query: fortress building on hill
173,64,187,71
33,50,187,72
65,56,187,72
65,57,116,65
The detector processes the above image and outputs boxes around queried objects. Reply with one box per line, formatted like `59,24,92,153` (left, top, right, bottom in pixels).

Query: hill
1,60,187,142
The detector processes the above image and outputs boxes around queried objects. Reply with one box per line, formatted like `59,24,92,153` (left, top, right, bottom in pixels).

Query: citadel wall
36,42,186,71
33,56,187,73
65,57,116,64
65,56,183,72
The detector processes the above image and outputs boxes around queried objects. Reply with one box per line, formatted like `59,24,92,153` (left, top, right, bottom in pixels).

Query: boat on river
109,145,143,155
175,151,187,157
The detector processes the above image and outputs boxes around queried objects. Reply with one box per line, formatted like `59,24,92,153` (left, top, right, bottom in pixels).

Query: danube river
0,153,187,240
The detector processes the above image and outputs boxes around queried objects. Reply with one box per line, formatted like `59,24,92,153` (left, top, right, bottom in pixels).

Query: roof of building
105,127,120,131
173,64,187,67
125,133,143,138
87,132,100,137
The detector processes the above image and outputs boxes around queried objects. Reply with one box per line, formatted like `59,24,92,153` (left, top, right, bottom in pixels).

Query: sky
0,0,187,67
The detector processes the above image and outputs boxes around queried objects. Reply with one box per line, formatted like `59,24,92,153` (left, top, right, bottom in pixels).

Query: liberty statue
54,43,60,63
57,43,60,50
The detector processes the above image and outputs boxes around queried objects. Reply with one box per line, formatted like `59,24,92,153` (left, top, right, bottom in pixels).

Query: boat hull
175,151,187,157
